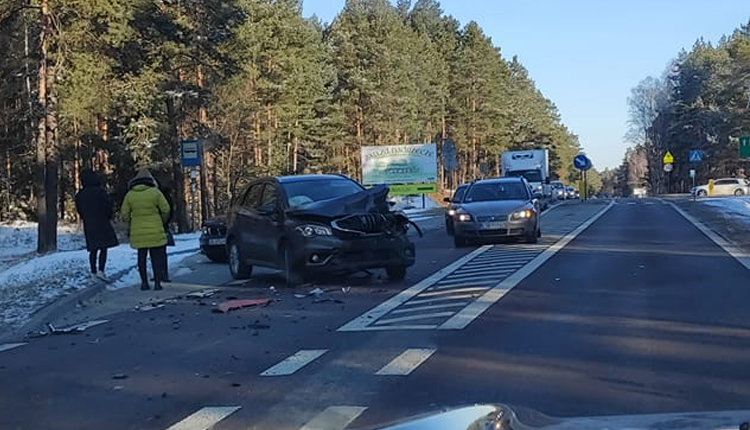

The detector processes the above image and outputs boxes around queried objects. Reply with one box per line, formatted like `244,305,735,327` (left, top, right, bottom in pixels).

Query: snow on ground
699,196,750,226
0,222,201,329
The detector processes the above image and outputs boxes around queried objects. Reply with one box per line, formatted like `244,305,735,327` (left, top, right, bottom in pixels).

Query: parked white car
692,178,750,197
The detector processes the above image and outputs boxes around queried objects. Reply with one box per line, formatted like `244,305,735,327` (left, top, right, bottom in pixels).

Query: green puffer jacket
121,179,170,249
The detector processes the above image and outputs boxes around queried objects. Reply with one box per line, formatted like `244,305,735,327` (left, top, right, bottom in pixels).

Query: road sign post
573,154,592,201
690,169,696,201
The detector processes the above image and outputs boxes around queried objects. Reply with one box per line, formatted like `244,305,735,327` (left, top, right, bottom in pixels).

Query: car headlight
447,208,457,216
456,213,472,222
295,224,332,237
509,209,534,220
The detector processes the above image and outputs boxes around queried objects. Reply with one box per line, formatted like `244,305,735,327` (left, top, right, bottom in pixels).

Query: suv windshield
464,182,529,202
282,178,363,207
506,170,543,183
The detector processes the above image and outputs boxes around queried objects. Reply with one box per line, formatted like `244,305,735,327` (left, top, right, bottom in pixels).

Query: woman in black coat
75,168,119,281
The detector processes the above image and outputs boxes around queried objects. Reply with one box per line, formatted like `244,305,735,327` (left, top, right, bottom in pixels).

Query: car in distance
443,183,469,235
453,177,541,247
692,178,750,198
199,216,228,263
225,174,416,286
550,180,566,200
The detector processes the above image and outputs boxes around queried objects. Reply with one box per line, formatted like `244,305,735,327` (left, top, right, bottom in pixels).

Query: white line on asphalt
0,343,26,353
431,281,497,289
440,201,615,330
376,348,436,375
435,272,510,283
668,202,750,271
627,202,637,205
406,293,482,305
298,406,367,430
389,302,470,315
165,406,241,430
373,311,456,326
449,263,523,272
418,287,489,297
337,245,492,331
260,350,328,376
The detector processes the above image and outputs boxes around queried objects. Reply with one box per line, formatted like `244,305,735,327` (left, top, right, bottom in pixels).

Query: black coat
75,170,119,251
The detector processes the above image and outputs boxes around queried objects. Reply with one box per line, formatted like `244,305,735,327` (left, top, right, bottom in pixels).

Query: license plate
208,238,226,246
481,221,505,230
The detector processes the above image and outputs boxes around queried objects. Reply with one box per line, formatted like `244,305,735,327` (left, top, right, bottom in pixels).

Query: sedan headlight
447,208,457,216
509,209,534,221
456,213,473,222
295,224,332,237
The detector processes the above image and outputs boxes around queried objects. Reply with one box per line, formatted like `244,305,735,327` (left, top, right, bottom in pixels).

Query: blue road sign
181,140,201,167
573,154,592,171
688,150,704,163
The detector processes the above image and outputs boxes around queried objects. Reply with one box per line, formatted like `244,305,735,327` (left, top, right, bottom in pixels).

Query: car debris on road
212,298,272,313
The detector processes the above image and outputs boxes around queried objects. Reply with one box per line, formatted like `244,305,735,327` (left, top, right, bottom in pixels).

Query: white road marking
668,202,750,271
337,245,492,331
418,287,489,297
440,201,615,330
376,348,436,375
389,302,470,314
431,280,497,289
435,272,512,282
627,202,637,205
298,406,367,430
260,350,328,376
445,264,520,273
165,406,241,430
0,343,26,353
406,293,481,305
374,311,456,326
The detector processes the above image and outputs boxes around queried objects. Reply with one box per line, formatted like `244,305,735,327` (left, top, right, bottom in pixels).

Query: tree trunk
36,0,57,254
167,96,189,233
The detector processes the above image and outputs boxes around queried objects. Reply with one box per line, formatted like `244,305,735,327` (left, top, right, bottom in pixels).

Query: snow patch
0,224,201,329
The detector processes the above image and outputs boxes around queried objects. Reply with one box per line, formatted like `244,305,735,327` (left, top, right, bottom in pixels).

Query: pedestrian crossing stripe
165,406,241,430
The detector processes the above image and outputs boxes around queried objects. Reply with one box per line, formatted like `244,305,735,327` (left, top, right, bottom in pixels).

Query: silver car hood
458,200,531,217
373,404,750,430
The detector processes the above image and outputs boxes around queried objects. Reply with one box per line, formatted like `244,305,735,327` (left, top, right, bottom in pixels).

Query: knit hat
134,168,154,181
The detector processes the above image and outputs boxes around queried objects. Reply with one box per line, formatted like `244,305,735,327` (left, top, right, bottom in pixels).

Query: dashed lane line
439,201,615,329
298,406,368,430
376,348,436,375
0,343,27,353
164,406,241,430
260,349,328,376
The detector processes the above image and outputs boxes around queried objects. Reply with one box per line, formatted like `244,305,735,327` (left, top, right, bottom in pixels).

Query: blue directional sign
573,154,592,171
688,150,704,163
181,139,201,167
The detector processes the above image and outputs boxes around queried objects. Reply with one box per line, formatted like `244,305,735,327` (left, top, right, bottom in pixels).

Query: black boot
141,281,150,290
154,279,163,291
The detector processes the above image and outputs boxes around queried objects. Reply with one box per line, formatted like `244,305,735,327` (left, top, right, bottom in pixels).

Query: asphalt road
2,198,750,430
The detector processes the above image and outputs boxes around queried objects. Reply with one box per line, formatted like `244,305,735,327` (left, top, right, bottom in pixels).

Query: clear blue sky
302,0,749,169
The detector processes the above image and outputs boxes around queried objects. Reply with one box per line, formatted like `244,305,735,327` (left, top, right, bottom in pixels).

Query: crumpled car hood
369,404,750,430
287,184,391,219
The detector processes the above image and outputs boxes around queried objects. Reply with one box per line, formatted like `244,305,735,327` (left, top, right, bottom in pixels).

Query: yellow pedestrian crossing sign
663,151,674,164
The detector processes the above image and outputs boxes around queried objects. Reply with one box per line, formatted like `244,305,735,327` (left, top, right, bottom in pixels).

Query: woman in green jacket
121,168,171,290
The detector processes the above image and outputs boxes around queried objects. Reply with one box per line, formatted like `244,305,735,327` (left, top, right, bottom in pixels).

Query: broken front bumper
293,233,415,275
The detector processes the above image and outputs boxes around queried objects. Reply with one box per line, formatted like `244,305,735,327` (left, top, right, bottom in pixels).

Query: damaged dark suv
225,174,417,286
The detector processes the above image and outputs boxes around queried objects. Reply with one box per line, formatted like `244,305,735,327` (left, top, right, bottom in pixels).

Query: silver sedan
452,177,541,247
